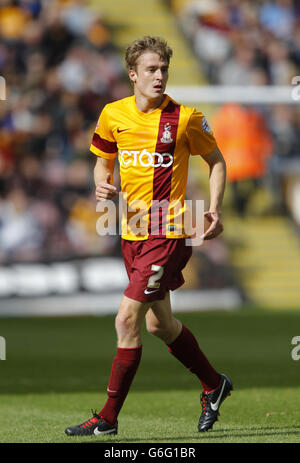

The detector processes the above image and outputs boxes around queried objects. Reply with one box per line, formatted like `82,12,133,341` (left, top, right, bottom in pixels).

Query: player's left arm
200,146,227,240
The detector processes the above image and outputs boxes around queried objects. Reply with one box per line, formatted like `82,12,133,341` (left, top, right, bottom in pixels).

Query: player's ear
128,68,137,84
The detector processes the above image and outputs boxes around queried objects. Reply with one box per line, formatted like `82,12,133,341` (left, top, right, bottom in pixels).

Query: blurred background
0,0,300,316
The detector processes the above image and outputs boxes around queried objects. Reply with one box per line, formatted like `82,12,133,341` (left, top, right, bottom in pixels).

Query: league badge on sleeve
201,117,212,134
161,123,173,143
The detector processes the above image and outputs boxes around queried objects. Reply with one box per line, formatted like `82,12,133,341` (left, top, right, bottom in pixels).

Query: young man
65,36,232,437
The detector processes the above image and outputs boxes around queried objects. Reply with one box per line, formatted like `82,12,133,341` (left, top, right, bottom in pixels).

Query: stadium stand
0,0,206,265
169,0,300,209
89,0,205,86
1,0,300,310
0,0,129,264
168,0,300,308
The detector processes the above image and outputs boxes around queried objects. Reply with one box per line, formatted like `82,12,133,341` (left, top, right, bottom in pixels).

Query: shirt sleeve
90,105,118,159
186,110,217,156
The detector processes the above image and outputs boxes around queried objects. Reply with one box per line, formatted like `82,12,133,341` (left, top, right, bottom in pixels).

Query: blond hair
125,36,173,70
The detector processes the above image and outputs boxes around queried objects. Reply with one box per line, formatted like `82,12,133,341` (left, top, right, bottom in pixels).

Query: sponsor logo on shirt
119,149,173,168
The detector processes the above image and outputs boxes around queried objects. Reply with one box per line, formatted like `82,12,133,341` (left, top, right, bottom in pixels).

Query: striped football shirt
90,94,217,240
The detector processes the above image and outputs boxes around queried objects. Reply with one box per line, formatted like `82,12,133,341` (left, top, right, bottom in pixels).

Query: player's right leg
65,296,151,436
115,295,151,347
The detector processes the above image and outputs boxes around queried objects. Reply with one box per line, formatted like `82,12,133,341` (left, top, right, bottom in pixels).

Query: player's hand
95,173,118,201
201,211,224,240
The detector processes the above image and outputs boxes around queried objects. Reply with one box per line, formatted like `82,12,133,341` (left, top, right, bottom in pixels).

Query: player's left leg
145,292,182,344
146,292,233,432
146,292,220,391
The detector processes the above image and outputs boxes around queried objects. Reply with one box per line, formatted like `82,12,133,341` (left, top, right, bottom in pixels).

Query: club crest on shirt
202,117,211,134
161,123,173,143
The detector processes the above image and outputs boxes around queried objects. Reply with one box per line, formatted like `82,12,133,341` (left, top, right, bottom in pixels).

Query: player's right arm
90,105,118,202
94,157,118,202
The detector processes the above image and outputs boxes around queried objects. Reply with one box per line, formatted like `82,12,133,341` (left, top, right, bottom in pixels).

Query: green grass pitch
0,307,300,443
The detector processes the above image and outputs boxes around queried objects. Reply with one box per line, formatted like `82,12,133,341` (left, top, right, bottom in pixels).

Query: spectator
212,103,273,215
259,0,295,39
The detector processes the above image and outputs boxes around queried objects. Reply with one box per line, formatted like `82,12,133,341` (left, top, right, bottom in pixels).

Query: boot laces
80,409,100,429
200,392,209,414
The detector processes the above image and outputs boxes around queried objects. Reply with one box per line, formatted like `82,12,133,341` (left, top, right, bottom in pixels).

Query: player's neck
134,93,165,114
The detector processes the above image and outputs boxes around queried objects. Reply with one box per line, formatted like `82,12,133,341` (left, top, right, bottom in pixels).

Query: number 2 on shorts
147,265,164,289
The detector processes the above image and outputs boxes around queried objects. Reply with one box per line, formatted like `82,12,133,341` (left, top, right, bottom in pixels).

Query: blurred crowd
173,0,300,86
0,0,130,264
0,0,233,291
171,0,300,215
1,0,300,293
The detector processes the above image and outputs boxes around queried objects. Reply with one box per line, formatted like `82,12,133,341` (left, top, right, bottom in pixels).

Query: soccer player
65,36,232,437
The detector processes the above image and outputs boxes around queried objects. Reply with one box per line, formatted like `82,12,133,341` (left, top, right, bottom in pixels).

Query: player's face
129,51,169,102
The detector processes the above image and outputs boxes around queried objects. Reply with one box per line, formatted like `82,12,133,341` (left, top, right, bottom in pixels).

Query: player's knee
146,320,169,340
146,317,181,344
115,312,138,337
146,321,161,337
